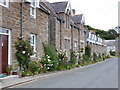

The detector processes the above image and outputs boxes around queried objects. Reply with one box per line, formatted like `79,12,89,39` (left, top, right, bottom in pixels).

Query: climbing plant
15,36,34,71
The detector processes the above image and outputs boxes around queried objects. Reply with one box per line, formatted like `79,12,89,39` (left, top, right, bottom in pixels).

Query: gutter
39,4,50,15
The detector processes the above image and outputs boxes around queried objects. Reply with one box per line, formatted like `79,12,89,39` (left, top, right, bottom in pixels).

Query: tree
86,25,119,40
107,29,118,40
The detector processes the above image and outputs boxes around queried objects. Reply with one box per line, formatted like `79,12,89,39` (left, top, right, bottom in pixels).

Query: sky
47,0,119,31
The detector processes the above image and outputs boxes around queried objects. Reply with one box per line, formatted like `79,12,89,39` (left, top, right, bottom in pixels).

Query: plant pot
6,72,10,76
12,72,18,75
22,74,25,77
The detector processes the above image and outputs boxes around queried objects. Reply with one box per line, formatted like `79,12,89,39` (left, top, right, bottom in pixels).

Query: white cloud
47,0,119,30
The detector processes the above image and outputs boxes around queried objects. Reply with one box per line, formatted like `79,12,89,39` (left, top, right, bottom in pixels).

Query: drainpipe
48,15,50,44
19,0,23,72
71,25,74,51
20,0,23,37
78,28,80,59
60,21,62,50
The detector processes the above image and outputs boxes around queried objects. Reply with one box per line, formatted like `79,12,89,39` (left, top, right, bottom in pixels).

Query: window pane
30,34,35,44
30,34,36,57
68,40,70,49
31,0,36,7
33,1,35,7
30,7,35,16
65,39,67,49
3,1,6,5
32,8,34,15
0,0,7,6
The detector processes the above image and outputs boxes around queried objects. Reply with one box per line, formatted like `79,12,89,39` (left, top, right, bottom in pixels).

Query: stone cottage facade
42,1,86,58
0,0,107,74
72,14,86,55
86,30,107,55
0,1,50,73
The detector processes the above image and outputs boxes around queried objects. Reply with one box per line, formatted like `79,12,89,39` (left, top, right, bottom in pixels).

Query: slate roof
43,2,55,13
40,1,81,29
50,1,68,13
72,14,83,24
70,19,79,29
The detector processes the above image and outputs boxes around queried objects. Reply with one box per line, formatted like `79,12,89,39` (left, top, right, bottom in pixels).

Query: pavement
1,57,118,89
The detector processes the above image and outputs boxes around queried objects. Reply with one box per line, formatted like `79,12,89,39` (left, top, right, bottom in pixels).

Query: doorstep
0,75,19,80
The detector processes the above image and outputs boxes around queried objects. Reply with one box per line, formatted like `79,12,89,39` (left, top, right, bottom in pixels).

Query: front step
0,73,7,78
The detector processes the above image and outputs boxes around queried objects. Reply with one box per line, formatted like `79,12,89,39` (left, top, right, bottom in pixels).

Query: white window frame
0,0,9,8
74,41,77,51
30,34,37,57
30,0,36,18
64,39,70,50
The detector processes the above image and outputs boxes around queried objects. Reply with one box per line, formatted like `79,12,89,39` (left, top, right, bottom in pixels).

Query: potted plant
6,65,13,76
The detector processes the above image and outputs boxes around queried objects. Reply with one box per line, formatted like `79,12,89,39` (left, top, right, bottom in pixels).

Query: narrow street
12,57,118,88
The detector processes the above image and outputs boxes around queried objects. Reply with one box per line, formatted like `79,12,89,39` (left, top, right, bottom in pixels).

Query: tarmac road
13,57,118,88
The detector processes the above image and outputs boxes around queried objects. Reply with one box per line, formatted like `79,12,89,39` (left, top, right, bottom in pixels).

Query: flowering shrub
28,61,41,75
74,51,79,59
43,44,59,71
93,53,98,61
57,61,71,71
80,48,84,52
40,55,50,72
70,51,79,64
15,36,34,71
58,50,66,61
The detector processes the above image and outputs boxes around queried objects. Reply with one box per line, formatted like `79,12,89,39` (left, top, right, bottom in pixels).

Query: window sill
0,3,8,8
30,15,36,19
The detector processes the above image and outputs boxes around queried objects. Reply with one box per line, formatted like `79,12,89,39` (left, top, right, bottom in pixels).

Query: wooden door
0,35,8,74
0,35,2,74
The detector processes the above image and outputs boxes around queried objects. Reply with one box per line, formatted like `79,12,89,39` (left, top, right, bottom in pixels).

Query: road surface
12,57,118,88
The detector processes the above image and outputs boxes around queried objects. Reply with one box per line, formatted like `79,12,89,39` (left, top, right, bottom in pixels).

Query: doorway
0,35,8,74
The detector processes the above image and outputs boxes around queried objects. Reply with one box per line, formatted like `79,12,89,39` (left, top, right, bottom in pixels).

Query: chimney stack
72,9,75,15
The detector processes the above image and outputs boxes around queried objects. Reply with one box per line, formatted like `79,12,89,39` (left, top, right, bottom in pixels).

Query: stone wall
1,2,49,69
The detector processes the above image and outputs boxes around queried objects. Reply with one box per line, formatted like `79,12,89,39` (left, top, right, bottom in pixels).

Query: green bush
106,55,110,59
83,54,90,61
109,50,116,56
70,51,79,64
93,53,98,61
75,64,80,67
28,61,40,75
43,44,59,71
22,70,32,76
57,61,67,71
85,45,91,57
57,61,72,71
